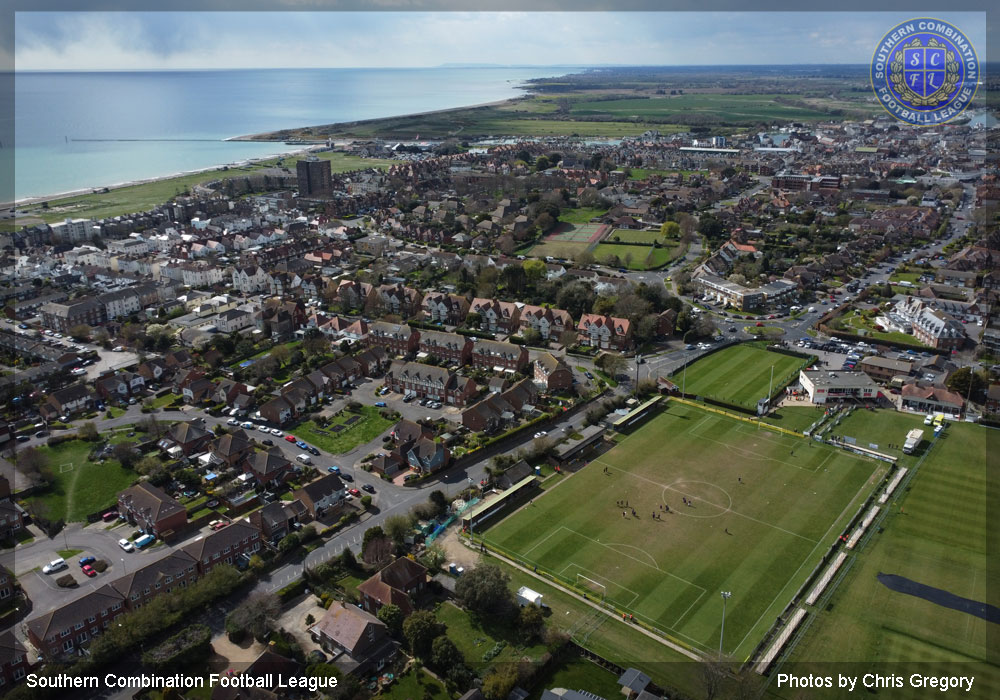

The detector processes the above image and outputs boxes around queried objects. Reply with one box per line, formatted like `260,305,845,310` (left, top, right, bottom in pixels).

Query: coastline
228,96,519,142
8,145,320,209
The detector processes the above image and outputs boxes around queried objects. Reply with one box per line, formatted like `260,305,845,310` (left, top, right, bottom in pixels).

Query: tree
482,665,519,700
360,494,372,509
660,221,681,239
558,328,578,347
363,535,393,567
598,353,627,379
68,324,92,342
226,593,281,642
112,442,139,469
377,603,404,637
270,344,290,366
383,514,413,545
523,259,547,282
522,328,543,346
77,421,99,441
946,367,988,404
429,489,449,517
339,546,358,571
518,604,545,642
362,525,385,550
430,635,464,671
455,563,514,618
402,610,445,658
574,250,595,267
15,446,51,484
533,155,550,172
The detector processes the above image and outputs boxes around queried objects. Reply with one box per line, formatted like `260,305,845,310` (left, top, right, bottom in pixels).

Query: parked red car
756,322,764,327
284,435,297,443
82,565,97,577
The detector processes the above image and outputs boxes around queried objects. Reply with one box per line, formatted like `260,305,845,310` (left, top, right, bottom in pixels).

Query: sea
8,67,562,202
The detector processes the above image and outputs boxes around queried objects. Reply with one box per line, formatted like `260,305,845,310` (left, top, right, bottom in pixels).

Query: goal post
576,573,607,601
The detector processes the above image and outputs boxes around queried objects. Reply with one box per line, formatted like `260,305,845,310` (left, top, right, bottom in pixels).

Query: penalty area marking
559,562,641,607
59,462,75,474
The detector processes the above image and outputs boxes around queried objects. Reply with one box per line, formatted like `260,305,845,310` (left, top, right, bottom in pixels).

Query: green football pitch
484,402,886,660
671,344,811,408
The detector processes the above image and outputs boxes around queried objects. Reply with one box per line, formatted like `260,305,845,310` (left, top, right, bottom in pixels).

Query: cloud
13,11,988,70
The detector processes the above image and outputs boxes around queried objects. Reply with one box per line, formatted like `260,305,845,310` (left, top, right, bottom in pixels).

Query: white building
799,370,880,405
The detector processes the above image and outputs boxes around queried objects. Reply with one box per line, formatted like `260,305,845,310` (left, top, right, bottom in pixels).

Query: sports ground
484,401,886,660
770,415,998,699
671,344,811,408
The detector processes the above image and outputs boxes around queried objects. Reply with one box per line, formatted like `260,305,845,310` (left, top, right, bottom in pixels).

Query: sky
12,11,988,71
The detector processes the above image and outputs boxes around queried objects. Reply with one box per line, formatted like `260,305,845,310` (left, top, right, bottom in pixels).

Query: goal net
576,573,607,601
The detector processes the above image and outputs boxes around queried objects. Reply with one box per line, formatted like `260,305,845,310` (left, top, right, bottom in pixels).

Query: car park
43,558,67,574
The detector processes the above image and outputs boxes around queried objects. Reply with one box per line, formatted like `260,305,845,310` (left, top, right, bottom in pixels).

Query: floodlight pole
719,591,732,658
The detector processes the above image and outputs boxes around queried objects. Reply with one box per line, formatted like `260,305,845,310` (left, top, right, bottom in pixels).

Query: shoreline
8,145,320,209
228,96,520,141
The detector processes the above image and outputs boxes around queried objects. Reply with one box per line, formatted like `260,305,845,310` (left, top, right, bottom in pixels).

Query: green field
18,153,397,224
525,240,590,261
568,94,844,123
25,439,138,522
559,207,609,225
770,418,997,700
607,229,662,244
671,344,810,408
590,242,681,271
485,402,886,660
292,406,394,457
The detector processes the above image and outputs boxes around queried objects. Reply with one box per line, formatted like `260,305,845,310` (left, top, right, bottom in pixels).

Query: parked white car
118,538,135,552
42,558,67,574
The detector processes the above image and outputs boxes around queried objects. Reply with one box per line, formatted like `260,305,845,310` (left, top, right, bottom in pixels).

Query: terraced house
470,297,521,335
518,305,574,341
417,329,473,365
470,338,529,372
369,283,422,318
365,321,419,356
386,360,478,406
421,292,470,325
577,314,633,351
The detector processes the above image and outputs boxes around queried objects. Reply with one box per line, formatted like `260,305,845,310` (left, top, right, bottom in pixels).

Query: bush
56,574,77,588
142,624,212,672
92,560,108,573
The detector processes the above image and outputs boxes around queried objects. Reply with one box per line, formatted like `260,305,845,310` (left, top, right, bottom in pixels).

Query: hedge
142,624,211,672
277,579,308,603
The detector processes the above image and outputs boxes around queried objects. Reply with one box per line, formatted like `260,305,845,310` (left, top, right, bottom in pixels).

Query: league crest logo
870,18,979,126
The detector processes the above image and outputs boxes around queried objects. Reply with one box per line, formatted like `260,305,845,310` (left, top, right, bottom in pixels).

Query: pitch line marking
559,526,705,593
671,588,706,629
596,461,819,544
521,528,564,558
560,562,641,607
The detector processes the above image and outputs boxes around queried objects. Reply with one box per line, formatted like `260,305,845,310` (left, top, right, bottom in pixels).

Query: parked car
584,371,594,379
43,558,67,574
285,435,297,442
206,500,219,508
307,446,320,456
227,418,239,426
119,539,135,552
362,484,375,493
242,421,254,429
134,534,155,549
327,465,341,474
270,428,283,436
402,394,415,403
375,401,387,407
82,565,97,577
340,472,353,482
78,556,96,567
102,511,118,522
349,488,361,497
295,440,308,450
262,439,274,446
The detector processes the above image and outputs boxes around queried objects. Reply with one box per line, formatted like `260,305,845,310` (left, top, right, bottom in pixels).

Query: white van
296,453,313,465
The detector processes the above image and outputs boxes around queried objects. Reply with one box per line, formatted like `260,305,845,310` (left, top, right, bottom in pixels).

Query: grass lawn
25,439,138,522
293,406,394,456
484,401,886,660
606,229,662,244
591,368,618,388
671,344,809,408
889,271,923,284
744,325,785,338
106,406,126,418
436,601,548,666
524,240,589,260
488,556,726,698
761,405,827,433
626,168,706,180
590,243,680,271
771,418,996,699
57,548,82,559
836,309,928,347
150,393,182,409
568,94,837,123
380,668,449,700
560,207,608,225
527,653,623,700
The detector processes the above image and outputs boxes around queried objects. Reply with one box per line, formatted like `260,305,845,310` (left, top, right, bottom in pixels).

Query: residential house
248,500,308,546
470,338,529,372
26,585,126,659
469,298,521,334
259,395,295,426
519,305,573,342
577,314,634,351
310,603,398,677
40,383,94,419
182,377,216,405
418,330,473,365
117,482,188,537
181,520,261,575
164,420,214,456
136,358,171,385
403,438,450,474
335,279,374,311
385,361,478,406
0,501,26,541
109,550,199,611
243,447,293,489
365,322,419,356
534,353,573,391
368,283,422,318
0,630,30,689
210,430,255,467
355,347,390,377
421,292,470,326
293,474,347,520
358,557,428,616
